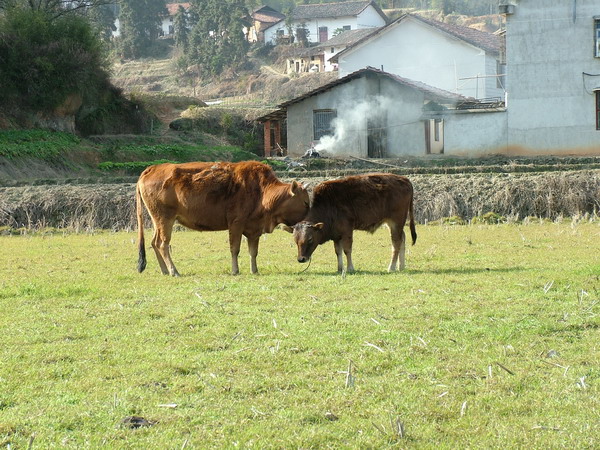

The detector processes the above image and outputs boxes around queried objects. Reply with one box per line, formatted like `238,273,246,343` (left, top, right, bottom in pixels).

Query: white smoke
314,95,393,157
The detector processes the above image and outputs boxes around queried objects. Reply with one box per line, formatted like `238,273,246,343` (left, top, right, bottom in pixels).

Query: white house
160,3,190,37
111,2,189,38
263,0,388,45
332,14,505,100
501,0,600,154
244,5,286,43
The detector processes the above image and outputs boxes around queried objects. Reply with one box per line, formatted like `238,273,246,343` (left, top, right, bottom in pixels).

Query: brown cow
136,161,309,276
284,173,416,273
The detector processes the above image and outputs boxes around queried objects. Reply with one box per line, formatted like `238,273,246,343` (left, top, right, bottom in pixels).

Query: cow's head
279,181,310,226
283,221,324,263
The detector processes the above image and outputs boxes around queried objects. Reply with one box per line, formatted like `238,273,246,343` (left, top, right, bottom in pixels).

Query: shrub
0,9,109,112
472,212,506,225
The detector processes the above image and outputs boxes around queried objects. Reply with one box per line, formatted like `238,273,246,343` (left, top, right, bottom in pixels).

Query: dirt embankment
2,169,599,231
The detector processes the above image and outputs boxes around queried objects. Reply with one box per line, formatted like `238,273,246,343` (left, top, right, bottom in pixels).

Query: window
596,91,600,130
319,26,328,43
343,25,351,31
595,18,600,57
313,110,336,140
496,60,506,89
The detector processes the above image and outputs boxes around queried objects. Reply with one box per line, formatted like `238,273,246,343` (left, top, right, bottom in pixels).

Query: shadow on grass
291,266,528,276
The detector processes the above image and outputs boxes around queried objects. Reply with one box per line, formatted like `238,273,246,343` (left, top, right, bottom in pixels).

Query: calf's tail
136,183,147,273
409,194,417,245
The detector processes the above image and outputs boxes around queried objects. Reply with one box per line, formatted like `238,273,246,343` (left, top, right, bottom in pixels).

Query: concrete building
260,67,488,157
501,0,600,154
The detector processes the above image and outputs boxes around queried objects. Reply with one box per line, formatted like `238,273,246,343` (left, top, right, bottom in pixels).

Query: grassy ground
1,222,599,448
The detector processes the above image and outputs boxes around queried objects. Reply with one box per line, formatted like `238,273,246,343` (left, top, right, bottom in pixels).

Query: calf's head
284,221,324,263
278,181,310,226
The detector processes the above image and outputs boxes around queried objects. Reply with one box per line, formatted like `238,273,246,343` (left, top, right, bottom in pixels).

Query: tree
187,0,249,76
0,0,117,19
117,0,166,59
86,3,116,42
0,7,109,111
173,5,188,50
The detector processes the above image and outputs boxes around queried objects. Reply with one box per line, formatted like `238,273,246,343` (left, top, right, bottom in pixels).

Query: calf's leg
341,233,354,273
246,234,260,274
228,226,243,275
388,223,406,272
334,240,344,273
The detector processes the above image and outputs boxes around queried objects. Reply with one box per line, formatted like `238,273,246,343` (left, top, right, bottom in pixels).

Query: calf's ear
289,180,299,195
282,225,294,233
313,223,324,230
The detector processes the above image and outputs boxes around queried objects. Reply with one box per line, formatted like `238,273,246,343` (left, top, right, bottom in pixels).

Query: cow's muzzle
298,256,309,263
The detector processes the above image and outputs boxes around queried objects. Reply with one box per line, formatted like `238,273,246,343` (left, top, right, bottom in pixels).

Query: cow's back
138,161,273,232
311,174,413,231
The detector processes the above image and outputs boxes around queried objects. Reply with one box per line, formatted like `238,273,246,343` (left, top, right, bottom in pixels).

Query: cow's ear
289,180,299,196
282,225,294,233
313,222,324,230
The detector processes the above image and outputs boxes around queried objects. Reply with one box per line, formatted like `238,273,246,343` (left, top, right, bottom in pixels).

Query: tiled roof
316,28,380,48
331,13,501,63
166,3,190,16
251,5,285,23
291,1,386,21
412,14,501,55
278,67,470,109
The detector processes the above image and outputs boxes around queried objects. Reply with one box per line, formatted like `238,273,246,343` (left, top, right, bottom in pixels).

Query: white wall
442,109,507,156
264,5,385,44
338,17,503,99
505,0,600,154
357,6,387,29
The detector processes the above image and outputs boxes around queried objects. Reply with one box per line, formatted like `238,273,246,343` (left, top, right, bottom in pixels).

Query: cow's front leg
228,226,243,275
341,233,354,273
246,234,260,274
334,240,344,272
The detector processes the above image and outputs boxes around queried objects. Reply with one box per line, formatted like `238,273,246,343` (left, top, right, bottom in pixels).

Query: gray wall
442,110,507,156
285,75,429,157
505,0,600,154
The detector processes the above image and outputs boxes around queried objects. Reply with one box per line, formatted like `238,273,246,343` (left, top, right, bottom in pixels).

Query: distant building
244,5,286,43
285,28,380,74
263,0,387,45
160,3,190,37
111,2,190,38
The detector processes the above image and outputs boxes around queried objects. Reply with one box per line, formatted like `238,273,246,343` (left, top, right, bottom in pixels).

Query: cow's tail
409,193,417,246
136,182,147,273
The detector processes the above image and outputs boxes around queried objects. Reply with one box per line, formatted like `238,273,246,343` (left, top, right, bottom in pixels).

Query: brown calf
285,173,416,273
136,161,309,276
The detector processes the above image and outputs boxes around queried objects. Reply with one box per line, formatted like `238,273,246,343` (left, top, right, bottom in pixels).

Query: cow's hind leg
151,228,169,275
153,218,180,277
229,225,243,275
388,222,406,272
246,234,260,274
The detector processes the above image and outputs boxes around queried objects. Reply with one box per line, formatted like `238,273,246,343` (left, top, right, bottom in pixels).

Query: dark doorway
367,118,386,158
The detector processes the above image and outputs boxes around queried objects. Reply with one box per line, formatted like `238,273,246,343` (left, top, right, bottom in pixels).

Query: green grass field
1,222,599,448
